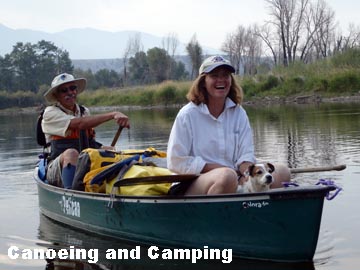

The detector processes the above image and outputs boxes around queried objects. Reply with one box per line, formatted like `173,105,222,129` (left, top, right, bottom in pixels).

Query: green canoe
34,167,335,262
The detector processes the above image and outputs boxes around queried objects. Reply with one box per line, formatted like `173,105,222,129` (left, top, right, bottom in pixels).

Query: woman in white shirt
167,55,257,195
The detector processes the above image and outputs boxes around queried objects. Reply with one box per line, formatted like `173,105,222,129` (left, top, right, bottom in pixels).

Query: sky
0,0,359,50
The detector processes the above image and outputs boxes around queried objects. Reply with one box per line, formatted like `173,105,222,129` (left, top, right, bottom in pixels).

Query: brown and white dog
240,163,275,193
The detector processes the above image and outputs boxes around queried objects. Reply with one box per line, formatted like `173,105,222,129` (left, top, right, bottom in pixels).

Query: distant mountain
0,23,222,60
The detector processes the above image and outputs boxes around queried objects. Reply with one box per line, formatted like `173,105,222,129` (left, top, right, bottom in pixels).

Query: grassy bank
241,49,360,100
78,81,191,107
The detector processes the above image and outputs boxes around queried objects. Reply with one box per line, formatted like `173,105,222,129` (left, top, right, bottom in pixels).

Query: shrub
240,77,258,98
328,71,360,93
331,48,360,68
260,75,280,91
155,84,177,105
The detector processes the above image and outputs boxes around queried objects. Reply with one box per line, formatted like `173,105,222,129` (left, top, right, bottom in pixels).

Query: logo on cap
211,56,226,63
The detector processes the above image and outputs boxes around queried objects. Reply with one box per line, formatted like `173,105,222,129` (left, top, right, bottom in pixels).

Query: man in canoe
167,56,290,195
41,73,130,189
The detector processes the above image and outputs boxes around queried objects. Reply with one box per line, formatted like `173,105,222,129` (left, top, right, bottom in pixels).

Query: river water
0,102,359,270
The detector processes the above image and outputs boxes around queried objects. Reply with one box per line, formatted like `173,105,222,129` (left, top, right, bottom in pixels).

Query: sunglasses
58,85,77,93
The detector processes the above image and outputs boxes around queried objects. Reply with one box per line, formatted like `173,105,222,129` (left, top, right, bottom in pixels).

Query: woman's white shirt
167,98,256,174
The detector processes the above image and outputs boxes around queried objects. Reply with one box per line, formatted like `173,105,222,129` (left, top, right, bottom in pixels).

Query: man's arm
68,112,130,130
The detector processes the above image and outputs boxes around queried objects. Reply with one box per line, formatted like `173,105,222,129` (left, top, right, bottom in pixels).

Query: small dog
240,163,275,193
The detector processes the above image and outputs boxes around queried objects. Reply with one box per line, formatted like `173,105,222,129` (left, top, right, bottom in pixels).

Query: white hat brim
44,78,86,103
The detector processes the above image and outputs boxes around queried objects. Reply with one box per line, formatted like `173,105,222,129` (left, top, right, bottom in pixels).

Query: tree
300,0,335,62
162,32,179,79
55,50,73,74
334,23,360,53
9,42,38,91
122,33,143,86
147,47,168,83
74,68,97,90
243,25,263,75
222,26,248,74
0,55,15,91
0,40,73,92
35,40,73,84
265,0,310,66
261,0,349,66
95,69,121,88
128,51,149,84
222,25,263,75
170,60,188,80
254,23,280,65
186,34,203,79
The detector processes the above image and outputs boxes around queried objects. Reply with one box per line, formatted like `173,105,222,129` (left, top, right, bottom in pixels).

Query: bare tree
262,0,359,65
162,32,179,79
222,25,263,75
122,33,143,86
221,26,247,74
224,0,360,69
334,23,360,53
243,25,263,75
264,0,310,66
254,23,280,65
162,32,179,58
299,0,336,62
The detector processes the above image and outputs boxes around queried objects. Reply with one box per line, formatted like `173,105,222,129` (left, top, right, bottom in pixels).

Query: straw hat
199,55,235,74
44,73,86,103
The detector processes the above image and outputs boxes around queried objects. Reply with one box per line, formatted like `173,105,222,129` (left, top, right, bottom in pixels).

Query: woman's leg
185,167,238,195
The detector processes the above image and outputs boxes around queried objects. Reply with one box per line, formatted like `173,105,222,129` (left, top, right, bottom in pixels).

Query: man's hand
113,112,130,129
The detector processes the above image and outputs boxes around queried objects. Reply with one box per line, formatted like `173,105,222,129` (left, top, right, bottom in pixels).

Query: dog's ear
248,164,256,176
267,163,275,173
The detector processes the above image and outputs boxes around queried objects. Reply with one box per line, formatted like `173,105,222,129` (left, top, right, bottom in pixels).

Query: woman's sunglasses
58,85,77,93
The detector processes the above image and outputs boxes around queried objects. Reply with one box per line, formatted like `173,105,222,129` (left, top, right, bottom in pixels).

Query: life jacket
41,105,101,161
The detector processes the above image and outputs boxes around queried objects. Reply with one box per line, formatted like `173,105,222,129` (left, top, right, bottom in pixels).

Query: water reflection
0,103,359,270
246,103,360,170
38,215,315,270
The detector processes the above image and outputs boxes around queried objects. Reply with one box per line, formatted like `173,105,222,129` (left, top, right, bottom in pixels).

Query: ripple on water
0,235,49,269
314,229,336,265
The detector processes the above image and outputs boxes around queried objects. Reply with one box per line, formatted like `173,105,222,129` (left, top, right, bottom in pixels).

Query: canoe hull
35,173,331,262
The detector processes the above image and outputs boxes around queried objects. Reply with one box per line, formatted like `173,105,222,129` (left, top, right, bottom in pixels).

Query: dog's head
247,163,275,191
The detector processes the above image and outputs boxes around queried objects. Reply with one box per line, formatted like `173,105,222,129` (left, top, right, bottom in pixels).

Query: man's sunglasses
58,85,77,93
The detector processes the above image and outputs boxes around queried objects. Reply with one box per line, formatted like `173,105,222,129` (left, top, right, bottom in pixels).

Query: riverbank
2,93,360,115
243,92,360,106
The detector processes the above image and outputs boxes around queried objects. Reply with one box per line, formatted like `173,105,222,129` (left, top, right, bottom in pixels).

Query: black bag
36,110,48,147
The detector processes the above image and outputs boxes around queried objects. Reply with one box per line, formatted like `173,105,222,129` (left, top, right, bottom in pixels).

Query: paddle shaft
111,126,123,147
114,164,346,187
290,164,346,173
114,174,199,187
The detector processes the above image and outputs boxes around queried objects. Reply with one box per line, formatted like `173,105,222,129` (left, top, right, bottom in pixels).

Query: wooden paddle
113,174,199,187
112,164,346,187
290,164,346,173
111,126,124,147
